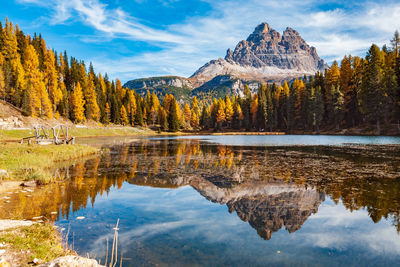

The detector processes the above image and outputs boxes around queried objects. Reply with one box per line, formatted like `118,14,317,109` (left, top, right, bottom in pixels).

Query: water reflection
1,138,399,240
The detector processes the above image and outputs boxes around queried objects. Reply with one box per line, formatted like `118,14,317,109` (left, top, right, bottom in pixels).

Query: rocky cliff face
190,22,326,86
192,75,260,97
124,76,193,90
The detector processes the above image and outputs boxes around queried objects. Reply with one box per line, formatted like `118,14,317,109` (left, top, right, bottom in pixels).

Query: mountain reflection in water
1,138,399,241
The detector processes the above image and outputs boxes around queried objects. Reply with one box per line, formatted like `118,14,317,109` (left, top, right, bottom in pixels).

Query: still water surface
1,135,400,266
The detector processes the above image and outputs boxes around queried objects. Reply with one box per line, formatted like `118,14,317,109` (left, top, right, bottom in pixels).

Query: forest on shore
0,18,399,134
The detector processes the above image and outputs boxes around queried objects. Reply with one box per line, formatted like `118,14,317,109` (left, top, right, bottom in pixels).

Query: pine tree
200,105,211,129
391,30,400,57
287,83,296,131
331,85,344,130
168,98,180,132
135,97,144,126
257,85,267,130
293,79,306,129
382,48,398,126
70,82,85,123
340,55,357,127
243,84,252,130
250,94,258,129
310,86,324,133
266,87,275,131
362,44,385,133
159,107,168,131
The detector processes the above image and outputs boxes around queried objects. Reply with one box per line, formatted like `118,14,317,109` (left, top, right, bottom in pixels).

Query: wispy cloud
16,0,400,81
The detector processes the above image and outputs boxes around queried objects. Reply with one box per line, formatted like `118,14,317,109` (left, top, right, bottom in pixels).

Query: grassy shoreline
0,222,71,266
0,126,156,141
0,143,98,183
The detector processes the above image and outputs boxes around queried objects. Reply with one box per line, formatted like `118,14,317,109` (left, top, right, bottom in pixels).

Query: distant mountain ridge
124,22,326,97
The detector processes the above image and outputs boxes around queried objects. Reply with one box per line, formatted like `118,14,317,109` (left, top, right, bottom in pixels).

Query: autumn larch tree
23,44,52,118
70,82,85,123
84,73,100,121
120,105,128,125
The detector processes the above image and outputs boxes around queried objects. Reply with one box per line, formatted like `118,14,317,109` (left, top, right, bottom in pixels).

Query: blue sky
2,0,400,83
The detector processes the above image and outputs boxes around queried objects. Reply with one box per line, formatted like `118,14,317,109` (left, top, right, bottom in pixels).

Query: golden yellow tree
216,98,226,128
2,19,25,104
70,82,85,123
116,79,125,99
250,94,258,126
191,96,200,118
104,102,111,124
43,49,62,112
120,105,128,125
23,44,52,118
325,61,340,88
98,74,107,95
163,94,174,113
128,91,136,125
0,54,5,99
191,112,199,128
293,79,305,123
225,96,234,124
236,103,244,121
183,103,192,129
84,74,100,121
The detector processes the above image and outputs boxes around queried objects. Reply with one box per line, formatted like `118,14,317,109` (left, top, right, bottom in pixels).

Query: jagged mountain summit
189,22,326,86
124,22,327,97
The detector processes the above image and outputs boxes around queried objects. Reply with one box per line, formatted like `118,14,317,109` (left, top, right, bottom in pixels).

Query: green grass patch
0,223,69,264
69,126,154,137
0,129,33,140
0,126,155,141
0,143,98,182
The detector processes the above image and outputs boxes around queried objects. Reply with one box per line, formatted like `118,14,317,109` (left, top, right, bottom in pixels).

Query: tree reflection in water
1,138,399,240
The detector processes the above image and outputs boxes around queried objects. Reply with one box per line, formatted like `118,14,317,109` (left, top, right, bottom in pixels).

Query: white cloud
302,199,400,254
16,0,400,81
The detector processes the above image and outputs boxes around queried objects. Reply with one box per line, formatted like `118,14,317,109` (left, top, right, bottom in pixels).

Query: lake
1,135,400,266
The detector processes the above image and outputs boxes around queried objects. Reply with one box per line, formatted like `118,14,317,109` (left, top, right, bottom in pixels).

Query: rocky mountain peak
254,22,271,33
191,22,326,87
283,27,299,36
245,22,281,44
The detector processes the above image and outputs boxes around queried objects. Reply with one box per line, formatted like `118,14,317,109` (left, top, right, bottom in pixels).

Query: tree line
199,35,400,134
0,18,399,134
